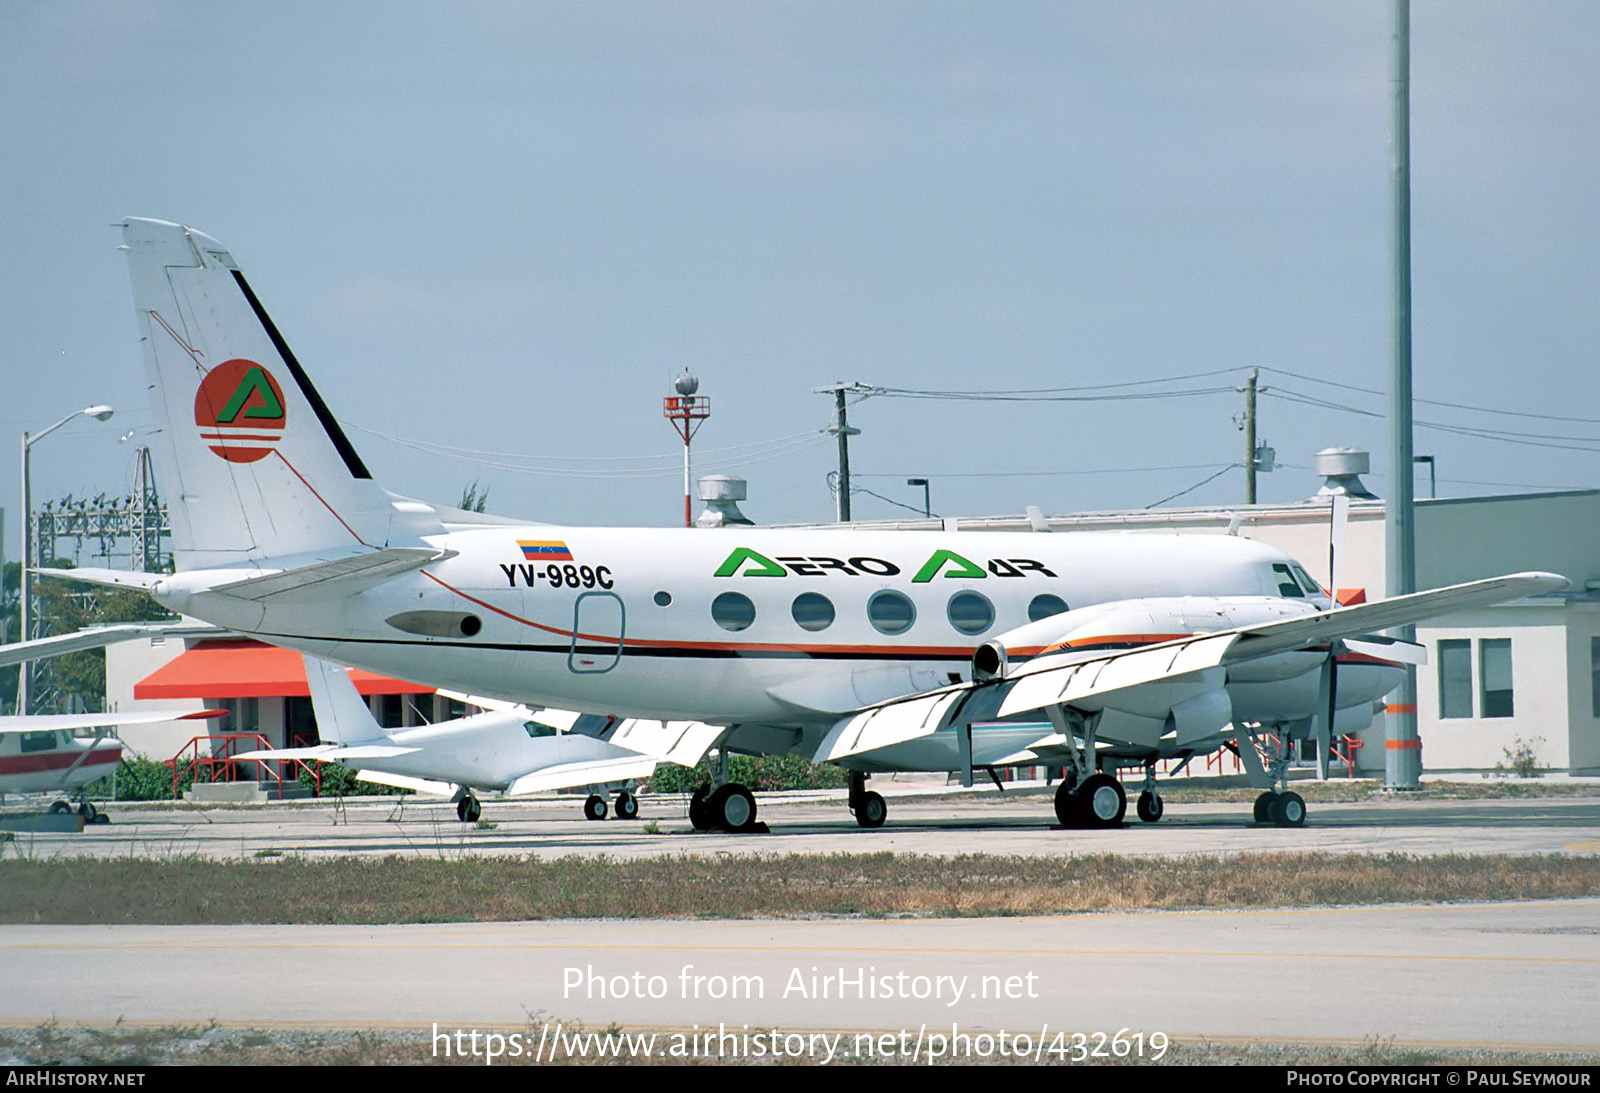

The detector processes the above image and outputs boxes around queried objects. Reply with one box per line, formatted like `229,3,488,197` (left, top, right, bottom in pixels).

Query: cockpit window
524,721,557,739
1292,565,1324,597
1270,563,1304,598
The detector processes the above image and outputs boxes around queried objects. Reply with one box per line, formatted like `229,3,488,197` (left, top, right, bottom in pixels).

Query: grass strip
3,852,1599,925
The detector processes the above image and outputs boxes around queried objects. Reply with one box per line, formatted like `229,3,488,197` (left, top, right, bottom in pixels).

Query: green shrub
299,762,411,797
647,753,850,794
83,757,192,801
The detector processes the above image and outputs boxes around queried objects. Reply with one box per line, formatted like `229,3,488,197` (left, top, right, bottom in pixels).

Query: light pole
907,478,930,518
18,404,114,715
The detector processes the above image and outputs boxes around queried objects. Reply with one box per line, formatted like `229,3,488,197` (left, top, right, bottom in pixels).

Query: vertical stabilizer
120,218,439,569
303,655,387,744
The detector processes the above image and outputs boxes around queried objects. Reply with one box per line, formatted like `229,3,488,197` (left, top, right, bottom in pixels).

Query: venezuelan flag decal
519,540,574,561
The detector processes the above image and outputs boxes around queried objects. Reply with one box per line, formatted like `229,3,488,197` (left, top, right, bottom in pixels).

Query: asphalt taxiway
4,901,1598,1055
5,784,1599,860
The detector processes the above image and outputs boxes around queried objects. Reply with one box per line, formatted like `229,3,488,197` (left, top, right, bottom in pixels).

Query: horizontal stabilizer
33,567,163,591
506,755,658,796
233,745,420,761
0,621,223,669
209,547,452,602
353,769,455,796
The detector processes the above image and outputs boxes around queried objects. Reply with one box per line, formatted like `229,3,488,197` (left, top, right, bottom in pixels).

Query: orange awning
134,640,436,700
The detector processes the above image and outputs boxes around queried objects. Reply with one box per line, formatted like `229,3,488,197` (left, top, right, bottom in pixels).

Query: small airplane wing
0,708,229,735
817,570,1565,762
505,755,658,797
0,621,224,669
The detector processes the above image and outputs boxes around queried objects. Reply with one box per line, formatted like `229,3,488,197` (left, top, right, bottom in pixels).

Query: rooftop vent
1313,447,1377,499
696,474,754,527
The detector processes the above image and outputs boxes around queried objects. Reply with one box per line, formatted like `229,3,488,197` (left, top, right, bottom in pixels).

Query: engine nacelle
971,594,1318,682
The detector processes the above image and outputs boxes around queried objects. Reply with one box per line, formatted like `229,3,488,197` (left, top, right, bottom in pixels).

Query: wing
506,755,658,796
0,708,228,735
817,570,1564,762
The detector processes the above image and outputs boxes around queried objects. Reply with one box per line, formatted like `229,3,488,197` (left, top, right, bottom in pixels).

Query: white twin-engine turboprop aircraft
48,218,1563,833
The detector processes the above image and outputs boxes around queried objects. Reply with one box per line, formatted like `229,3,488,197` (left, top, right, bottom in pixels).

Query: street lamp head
84,405,115,422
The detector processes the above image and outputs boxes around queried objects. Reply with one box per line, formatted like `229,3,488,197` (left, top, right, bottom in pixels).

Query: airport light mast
664,371,710,527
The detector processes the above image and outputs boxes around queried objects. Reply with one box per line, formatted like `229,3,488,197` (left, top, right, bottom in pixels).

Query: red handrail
167,734,322,800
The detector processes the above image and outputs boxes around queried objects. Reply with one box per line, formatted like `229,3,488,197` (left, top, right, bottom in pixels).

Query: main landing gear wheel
77,802,99,823
688,787,712,831
1252,792,1277,824
1076,773,1126,828
707,783,757,831
853,791,887,829
614,791,639,820
1135,790,1164,823
456,795,482,823
583,794,608,822
1053,778,1080,827
48,800,71,815
1270,791,1306,827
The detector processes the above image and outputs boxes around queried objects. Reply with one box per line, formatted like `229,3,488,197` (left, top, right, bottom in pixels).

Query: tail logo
194,359,287,463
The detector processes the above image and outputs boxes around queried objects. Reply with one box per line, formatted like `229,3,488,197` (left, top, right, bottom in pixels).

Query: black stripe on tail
231,270,372,480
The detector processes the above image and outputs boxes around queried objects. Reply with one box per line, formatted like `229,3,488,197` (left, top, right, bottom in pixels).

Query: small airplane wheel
614,791,639,820
1272,791,1306,827
457,796,481,823
854,791,887,829
1252,792,1278,824
49,800,71,815
79,802,99,822
583,794,608,822
1135,790,1164,823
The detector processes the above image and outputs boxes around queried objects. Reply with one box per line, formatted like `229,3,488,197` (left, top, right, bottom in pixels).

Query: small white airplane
234,655,657,821
0,708,227,821
47,218,1565,833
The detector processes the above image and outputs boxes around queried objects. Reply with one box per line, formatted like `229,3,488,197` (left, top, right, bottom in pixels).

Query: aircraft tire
49,800,71,815
1272,791,1306,827
79,802,99,822
854,791,887,829
1077,773,1126,828
1052,779,1082,827
583,794,608,821
688,788,712,831
709,784,757,831
1252,792,1278,824
1135,791,1164,823
457,796,481,823
614,791,639,820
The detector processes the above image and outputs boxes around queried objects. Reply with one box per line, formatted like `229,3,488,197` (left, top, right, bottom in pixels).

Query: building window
1592,638,1600,719
1479,638,1514,718
1438,639,1473,719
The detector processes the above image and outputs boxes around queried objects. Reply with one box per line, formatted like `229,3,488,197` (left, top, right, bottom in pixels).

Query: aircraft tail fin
119,218,441,570
302,655,388,745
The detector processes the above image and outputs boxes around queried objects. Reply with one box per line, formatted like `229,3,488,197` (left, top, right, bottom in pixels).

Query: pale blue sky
2,1,1597,548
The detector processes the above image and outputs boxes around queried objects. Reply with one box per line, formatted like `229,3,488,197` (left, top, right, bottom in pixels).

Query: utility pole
1385,0,1421,788
1244,369,1258,504
816,383,867,522
1239,369,1273,503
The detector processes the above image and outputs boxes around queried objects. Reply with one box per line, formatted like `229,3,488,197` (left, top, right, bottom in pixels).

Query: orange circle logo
194,359,287,463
